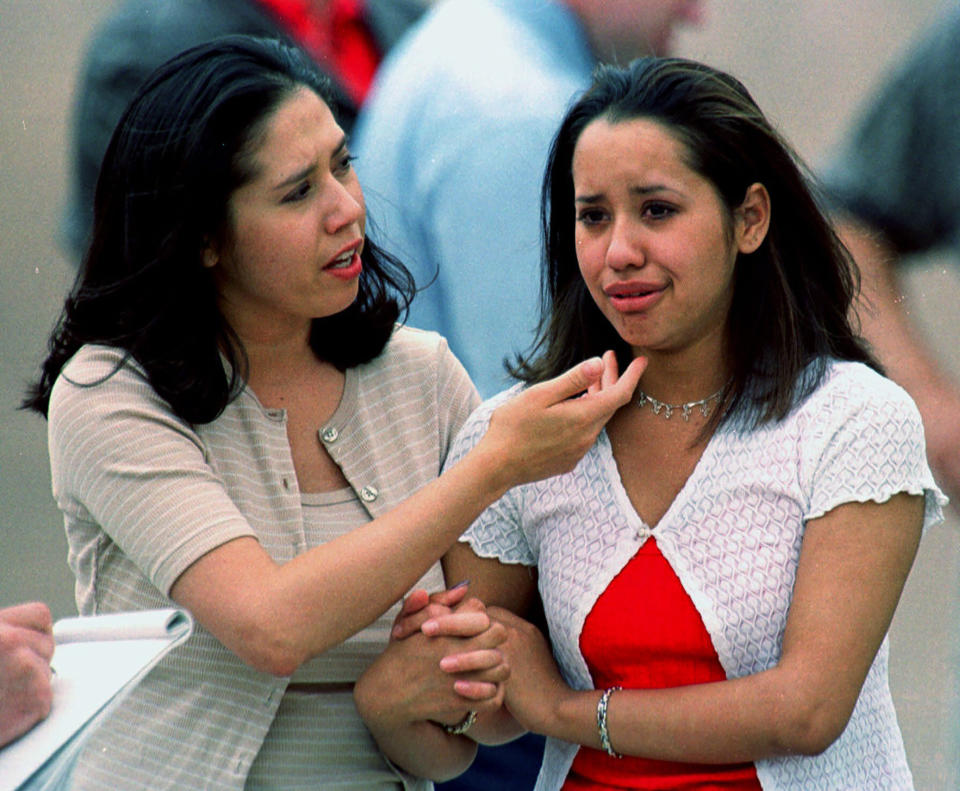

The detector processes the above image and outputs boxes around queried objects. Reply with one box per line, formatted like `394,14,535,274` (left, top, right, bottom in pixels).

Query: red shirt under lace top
563,537,762,790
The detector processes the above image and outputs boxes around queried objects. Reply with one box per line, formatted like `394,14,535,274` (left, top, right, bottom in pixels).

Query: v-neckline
596,427,718,539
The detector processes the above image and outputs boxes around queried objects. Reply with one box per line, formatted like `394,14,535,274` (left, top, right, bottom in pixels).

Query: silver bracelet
596,686,622,758
442,710,477,736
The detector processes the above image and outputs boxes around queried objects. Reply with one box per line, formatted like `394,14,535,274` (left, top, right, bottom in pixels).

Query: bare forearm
282,447,513,644
173,356,645,674
541,672,825,764
494,614,807,763
174,446,510,674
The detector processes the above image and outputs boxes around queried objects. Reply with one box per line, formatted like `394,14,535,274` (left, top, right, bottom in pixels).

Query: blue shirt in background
355,0,596,398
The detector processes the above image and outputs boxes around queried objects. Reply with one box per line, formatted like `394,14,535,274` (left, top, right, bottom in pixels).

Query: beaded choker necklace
636,384,725,422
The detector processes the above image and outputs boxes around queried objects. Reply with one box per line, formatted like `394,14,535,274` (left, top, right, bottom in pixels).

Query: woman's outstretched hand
480,351,646,490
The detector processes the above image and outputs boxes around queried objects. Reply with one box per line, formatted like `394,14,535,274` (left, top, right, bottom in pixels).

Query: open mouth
326,252,355,269
323,242,363,280
325,243,361,270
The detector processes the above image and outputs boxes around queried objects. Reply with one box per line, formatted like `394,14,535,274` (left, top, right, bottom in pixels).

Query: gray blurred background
1,1,957,787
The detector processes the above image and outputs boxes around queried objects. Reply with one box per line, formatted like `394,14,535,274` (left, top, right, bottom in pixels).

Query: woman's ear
735,182,771,254
202,240,219,269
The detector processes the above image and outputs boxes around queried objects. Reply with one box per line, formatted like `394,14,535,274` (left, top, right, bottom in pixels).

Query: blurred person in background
354,0,704,399
823,4,960,509
63,0,426,262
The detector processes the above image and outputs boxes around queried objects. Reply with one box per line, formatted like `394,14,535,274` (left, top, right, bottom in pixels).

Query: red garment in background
564,537,763,790
255,0,380,106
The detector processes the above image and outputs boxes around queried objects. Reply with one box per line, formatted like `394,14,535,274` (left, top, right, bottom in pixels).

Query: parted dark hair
24,35,414,423
514,57,880,430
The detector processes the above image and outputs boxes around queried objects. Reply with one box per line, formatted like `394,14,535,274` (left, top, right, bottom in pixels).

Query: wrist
596,686,623,758
461,438,513,503
550,687,596,746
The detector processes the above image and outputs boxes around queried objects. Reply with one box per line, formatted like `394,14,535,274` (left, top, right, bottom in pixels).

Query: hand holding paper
0,608,193,791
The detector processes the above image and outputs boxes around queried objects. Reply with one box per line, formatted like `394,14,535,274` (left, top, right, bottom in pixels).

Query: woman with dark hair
359,58,947,790
24,36,643,791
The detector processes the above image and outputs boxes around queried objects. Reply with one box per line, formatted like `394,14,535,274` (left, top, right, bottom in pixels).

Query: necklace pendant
635,383,727,423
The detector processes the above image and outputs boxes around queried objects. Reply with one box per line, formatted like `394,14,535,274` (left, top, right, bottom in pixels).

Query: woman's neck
633,343,730,405
249,336,318,377
225,318,317,383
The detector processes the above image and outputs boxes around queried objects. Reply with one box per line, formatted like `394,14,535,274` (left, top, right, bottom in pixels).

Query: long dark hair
25,35,414,423
515,57,879,430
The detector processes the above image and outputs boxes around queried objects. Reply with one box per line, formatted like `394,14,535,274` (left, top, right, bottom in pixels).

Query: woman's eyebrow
271,134,350,191
575,184,675,203
274,161,317,191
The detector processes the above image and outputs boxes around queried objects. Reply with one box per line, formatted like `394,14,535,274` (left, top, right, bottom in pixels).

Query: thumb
532,357,604,404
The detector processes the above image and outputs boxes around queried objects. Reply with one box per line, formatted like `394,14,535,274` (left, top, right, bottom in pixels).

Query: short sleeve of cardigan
48,346,255,595
445,388,536,566
802,364,947,528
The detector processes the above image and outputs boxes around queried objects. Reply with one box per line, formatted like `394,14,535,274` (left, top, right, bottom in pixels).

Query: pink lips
324,241,363,281
604,281,666,312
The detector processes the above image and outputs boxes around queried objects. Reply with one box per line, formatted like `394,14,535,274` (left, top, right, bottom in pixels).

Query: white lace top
450,360,947,791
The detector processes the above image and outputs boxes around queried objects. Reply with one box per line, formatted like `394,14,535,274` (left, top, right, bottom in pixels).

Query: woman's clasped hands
389,594,570,740
354,584,514,780
394,583,509,718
